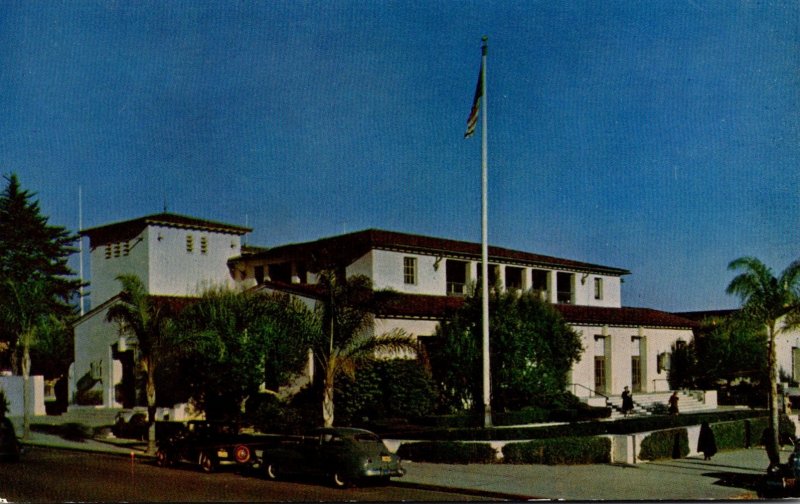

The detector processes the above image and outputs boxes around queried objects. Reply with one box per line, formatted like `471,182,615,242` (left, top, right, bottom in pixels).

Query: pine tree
0,173,81,372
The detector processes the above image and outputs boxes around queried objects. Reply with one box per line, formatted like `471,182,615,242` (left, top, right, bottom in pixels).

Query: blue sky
1,1,797,312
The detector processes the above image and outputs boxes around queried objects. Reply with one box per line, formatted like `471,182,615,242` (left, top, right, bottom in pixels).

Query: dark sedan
258,427,404,488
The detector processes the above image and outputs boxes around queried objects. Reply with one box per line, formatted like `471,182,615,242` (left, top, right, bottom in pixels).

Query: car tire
198,451,217,473
264,462,280,480
332,472,350,488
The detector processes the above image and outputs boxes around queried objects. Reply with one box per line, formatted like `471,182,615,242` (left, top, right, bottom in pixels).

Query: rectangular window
123,241,130,256
594,277,603,300
113,242,121,258
631,337,642,392
446,259,468,295
200,236,208,255
186,234,194,253
505,266,524,290
403,257,417,285
594,336,607,392
104,245,112,259
556,272,574,304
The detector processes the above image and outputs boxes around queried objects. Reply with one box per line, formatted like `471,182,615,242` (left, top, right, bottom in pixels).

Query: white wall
570,324,693,398
90,232,150,307
72,303,120,407
359,250,446,295
147,226,241,296
0,375,46,416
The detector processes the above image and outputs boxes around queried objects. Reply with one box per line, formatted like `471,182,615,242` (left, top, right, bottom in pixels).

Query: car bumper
362,466,405,478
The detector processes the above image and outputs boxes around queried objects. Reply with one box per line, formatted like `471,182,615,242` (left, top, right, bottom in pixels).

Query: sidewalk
12,416,773,501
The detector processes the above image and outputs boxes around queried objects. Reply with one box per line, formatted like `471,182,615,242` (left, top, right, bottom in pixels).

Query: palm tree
314,272,418,427
106,274,174,454
0,278,51,440
726,256,800,469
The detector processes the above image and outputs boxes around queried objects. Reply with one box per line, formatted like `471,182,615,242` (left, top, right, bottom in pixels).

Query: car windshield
354,433,381,443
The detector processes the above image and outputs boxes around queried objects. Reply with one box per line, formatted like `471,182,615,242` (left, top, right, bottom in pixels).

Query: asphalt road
0,447,493,502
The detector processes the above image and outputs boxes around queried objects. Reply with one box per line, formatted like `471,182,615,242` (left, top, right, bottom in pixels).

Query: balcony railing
447,282,467,296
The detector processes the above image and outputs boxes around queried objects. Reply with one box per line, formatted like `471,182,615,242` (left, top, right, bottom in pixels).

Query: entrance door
631,337,642,392
594,336,607,393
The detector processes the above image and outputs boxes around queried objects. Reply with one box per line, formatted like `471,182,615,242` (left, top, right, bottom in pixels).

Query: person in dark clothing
621,386,634,416
668,391,680,415
697,421,717,460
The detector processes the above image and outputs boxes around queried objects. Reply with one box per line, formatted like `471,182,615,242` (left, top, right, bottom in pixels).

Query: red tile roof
241,229,630,276
81,213,251,244
254,281,695,329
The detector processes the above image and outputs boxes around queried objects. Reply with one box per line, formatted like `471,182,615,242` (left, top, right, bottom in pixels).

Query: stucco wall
570,324,693,398
90,232,150,307
147,226,241,297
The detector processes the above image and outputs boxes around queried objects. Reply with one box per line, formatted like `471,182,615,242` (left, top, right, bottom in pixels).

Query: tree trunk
145,360,157,455
322,365,335,428
22,340,31,441
767,324,781,469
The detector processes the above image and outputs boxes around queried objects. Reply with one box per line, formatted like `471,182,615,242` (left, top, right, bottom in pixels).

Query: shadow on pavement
703,471,762,492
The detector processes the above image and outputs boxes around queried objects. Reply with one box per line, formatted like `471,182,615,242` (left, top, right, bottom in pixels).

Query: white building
70,216,697,409
71,213,250,408
231,229,697,399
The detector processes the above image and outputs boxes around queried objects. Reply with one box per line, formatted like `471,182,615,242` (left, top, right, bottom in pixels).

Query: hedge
392,409,766,441
396,441,497,464
639,428,689,461
502,436,611,465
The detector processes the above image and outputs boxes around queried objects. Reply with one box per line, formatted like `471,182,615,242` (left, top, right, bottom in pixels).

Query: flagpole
79,186,84,317
479,36,492,428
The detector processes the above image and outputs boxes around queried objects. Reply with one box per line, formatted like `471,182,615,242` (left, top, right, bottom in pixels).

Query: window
113,242,121,258
104,245,112,259
403,257,417,285
531,269,548,298
200,236,208,255
123,241,130,256
631,337,642,392
254,265,265,285
446,259,468,295
186,234,194,253
594,336,607,391
505,267,524,290
594,277,603,300
556,272,574,304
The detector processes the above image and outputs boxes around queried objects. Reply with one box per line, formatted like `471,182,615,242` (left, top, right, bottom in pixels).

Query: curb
390,480,540,500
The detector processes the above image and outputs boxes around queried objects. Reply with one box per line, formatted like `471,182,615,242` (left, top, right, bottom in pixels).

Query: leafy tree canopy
0,174,80,372
172,288,315,421
430,288,584,413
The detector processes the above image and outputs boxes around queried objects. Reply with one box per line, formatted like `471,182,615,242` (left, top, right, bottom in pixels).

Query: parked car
761,440,800,498
155,420,274,473
258,427,404,488
112,411,149,440
0,417,20,462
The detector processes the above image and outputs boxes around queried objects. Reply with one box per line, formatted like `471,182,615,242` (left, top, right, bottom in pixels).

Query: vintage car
155,421,275,473
258,427,404,488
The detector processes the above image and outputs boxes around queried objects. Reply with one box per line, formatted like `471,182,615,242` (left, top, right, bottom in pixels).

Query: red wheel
234,444,251,464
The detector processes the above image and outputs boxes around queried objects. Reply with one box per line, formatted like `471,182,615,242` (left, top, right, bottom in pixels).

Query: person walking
668,391,680,415
621,386,634,416
697,421,717,460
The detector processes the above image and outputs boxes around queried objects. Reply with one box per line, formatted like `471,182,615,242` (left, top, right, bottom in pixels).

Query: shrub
247,391,319,434
639,428,689,461
503,436,610,465
495,407,549,426
711,420,748,451
396,441,496,464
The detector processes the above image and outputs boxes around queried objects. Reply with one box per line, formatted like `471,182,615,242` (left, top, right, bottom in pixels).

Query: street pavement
10,416,776,501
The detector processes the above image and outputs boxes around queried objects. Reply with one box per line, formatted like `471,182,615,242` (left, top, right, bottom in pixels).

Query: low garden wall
385,413,793,465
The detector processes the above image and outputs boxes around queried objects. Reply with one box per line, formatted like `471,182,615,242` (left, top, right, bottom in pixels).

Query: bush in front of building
638,428,689,460
502,436,611,465
396,441,497,464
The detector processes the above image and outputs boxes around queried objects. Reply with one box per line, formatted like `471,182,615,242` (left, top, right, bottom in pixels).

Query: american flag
464,63,483,138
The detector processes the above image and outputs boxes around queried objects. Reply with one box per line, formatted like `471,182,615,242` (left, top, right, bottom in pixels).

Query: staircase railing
570,383,609,402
